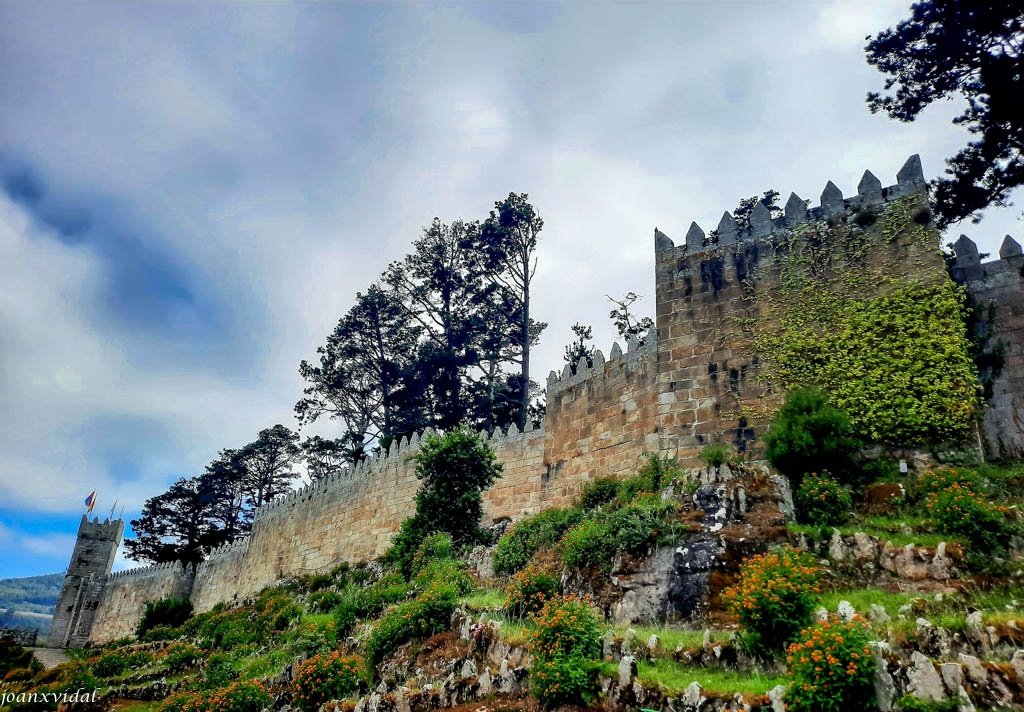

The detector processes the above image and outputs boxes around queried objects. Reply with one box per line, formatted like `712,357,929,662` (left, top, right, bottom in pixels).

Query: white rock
682,681,704,708
908,651,945,702
957,653,987,686
837,600,856,622
767,684,787,712
939,662,962,693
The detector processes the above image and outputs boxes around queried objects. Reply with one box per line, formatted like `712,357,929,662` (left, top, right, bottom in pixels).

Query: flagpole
109,498,118,520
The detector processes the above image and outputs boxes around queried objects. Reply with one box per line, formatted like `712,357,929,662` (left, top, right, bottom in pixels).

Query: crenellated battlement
69,151,1024,648
546,330,657,396
654,154,927,257
949,231,1024,460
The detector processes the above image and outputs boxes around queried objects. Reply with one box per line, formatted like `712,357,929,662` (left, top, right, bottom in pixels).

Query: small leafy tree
765,388,861,487
137,596,194,636
387,426,502,575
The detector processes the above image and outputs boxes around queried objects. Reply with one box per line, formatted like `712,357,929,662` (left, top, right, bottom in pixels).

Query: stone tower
48,515,124,648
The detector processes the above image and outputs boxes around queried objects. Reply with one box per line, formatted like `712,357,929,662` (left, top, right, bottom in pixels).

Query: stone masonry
54,154,1022,646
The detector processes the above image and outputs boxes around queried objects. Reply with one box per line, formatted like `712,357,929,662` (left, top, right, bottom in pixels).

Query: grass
611,625,729,653
490,616,535,646
236,649,293,679
636,659,786,696
459,588,507,612
788,520,950,548
109,701,163,712
818,588,919,614
299,612,335,627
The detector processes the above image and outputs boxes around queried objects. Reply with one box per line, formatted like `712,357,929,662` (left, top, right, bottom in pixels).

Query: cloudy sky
0,1,1020,579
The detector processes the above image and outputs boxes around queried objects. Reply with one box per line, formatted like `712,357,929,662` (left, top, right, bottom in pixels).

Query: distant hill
0,573,62,636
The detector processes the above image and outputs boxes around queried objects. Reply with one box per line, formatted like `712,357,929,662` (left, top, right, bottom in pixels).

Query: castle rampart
56,155,1019,647
950,233,1024,458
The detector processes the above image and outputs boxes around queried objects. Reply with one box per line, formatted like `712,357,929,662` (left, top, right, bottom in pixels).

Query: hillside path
29,647,70,669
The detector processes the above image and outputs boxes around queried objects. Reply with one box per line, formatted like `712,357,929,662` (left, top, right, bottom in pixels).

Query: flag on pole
84,490,96,513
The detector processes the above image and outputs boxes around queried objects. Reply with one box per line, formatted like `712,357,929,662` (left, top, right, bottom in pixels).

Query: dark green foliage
794,474,852,526
493,507,584,575
138,596,194,637
410,532,454,576
563,323,596,374
0,641,40,678
387,427,501,576
364,585,459,668
560,519,613,569
866,2,1024,227
307,591,343,614
413,560,472,596
765,388,861,487
409,426,503,545
579,477,620,510
608,494,675,553
201,654,237,689
859,458,901,484
700,444,733,467
91,651,153,678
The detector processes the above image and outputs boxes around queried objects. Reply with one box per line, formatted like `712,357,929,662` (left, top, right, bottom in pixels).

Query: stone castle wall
653,155,941,461
61,154,1020,646
951,233,1024,458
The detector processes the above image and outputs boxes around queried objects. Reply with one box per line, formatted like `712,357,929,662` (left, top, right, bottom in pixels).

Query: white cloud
0,0,1020,536
21,533,77,559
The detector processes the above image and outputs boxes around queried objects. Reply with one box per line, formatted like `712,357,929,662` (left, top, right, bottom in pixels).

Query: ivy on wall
749,197,979,447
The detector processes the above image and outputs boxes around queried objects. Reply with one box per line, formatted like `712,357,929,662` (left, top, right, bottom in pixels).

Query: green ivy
750,197,979,446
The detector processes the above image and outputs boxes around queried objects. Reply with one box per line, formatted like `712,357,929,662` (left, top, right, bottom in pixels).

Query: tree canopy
866,1,1024,227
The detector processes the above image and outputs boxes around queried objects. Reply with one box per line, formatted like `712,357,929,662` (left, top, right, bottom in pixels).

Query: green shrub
925,482,1017,553
331,585,362,637
635,452,681,493
364,585,458,667
137,596,194,637
700,443,733,467
357,575,412,617
308,590,344,613
385,427,502,577
723,546,822,657
765,388,861,487
529,654,601,708
163,679,271,712
411,532,455,575
794,473,852,526
786,617,878,712
493,507,584,575
91,651,129,678
560,518,613,569
527,595,603,707
914,467,984,498
292,652,364,712
414,559,473,596
140,625,181,642
0,641,36,678
608,493,675,553
505,565,561,616
579,477,620,509
307,573,334,592
201,653,237,689
289,618,337,656
407,426,503,546
162,643,200,673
